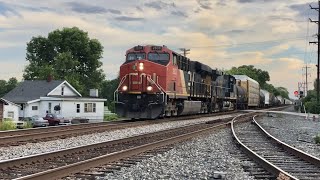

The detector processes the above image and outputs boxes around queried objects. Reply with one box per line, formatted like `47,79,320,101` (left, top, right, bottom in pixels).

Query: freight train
114,45,291,119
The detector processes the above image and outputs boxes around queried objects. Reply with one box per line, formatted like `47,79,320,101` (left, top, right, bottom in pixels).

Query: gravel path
256,113,320,158
101,129,255,180
0,114,236,161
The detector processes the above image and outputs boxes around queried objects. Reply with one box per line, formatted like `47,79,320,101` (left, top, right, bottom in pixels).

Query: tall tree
23,27,105,96
0,78,19,97
227,65,270,87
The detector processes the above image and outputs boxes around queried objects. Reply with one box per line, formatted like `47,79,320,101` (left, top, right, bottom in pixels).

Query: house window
76,104,80,113
61,86,65,96
7,111,14,118
48,103,52,113
32,106,38,110
84,103,96,113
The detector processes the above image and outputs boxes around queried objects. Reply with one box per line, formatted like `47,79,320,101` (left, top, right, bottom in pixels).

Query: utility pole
309,1,320,103
179,48,190,57
302,65,311,96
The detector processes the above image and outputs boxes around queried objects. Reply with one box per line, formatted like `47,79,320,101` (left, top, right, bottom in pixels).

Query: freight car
233,75,260,109
115,45,237,119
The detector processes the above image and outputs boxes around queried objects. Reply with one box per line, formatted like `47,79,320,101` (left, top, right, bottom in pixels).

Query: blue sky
0,0,318,98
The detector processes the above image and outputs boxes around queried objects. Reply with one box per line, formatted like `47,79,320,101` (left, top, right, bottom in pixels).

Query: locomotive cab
115,45,171,119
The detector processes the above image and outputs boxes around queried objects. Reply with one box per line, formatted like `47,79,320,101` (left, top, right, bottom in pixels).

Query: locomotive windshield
126,53,146,61
148,53,170,65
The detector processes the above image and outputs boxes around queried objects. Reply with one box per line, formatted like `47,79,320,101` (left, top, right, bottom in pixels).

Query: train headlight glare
139,63,144,70
147,86,153,91
122,85,128,91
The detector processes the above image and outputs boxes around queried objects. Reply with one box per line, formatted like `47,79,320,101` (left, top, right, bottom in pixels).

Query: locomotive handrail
114,74,128,102
146,75,166,104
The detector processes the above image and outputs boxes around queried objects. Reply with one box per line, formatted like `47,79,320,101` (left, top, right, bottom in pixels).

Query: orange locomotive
115,45,237,119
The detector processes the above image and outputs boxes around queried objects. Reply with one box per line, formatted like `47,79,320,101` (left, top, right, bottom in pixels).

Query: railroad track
0,112,258,179
232,114,320,180
0,111,240,146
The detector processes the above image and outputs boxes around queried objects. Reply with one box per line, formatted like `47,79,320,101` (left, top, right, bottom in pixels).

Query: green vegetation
315,134,320,144
0,119,16,131
226,65,289,99
104,114,118,121
23,121,33,129
23,27,105,96
101,78,119,113
0,77,19,97
301,81,320,114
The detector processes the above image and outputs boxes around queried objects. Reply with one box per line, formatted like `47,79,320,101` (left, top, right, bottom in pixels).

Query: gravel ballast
0,114,235,161
256,112,320,159
101,129,255,180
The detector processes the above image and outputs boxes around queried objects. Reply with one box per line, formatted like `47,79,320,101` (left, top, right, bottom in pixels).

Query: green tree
23,27,105,96
227,65,270,87
101,77,119,112
0,78,19,97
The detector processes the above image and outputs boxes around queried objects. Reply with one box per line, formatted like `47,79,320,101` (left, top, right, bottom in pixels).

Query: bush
23,121,33,129
315,134,320,144
0,119,16,131
104,114,118,121
304,101,320,114
107,101,116,113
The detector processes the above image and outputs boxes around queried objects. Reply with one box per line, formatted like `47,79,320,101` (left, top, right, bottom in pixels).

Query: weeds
0,119,16,131
315,134,320,144
104,114,118,121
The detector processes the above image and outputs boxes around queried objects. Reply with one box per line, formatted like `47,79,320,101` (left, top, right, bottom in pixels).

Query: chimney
90,89,99,97
47,75,53,82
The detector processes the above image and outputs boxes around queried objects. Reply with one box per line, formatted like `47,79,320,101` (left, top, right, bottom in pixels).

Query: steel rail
253,115,320,167
0,111,241,146
14,121,231,180
231,115,297,180
13,112,259,180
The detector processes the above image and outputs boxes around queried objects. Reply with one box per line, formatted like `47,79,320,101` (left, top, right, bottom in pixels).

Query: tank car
114,45,236,119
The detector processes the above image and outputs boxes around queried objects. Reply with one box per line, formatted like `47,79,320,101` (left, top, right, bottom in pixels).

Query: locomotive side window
148,53,170,65
126,53,146,61
173,54,177,65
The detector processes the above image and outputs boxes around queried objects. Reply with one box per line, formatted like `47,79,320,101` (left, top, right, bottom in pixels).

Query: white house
3,80,107,122
0,98,20,121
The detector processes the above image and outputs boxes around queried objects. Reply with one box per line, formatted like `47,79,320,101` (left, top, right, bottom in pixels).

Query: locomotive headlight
122,85,128,91
147,85,153,91
139,62,144,70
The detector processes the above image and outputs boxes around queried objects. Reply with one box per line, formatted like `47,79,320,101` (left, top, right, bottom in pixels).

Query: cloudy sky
0,0,318,98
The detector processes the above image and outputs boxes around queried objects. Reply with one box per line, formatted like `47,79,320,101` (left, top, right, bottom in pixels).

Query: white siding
261,89,270,105
24,102,40,117
3,103,19,121
39,100,104,122
49,83,78,96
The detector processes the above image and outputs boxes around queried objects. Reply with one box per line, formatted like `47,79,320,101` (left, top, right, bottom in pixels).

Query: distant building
0,98,20,121
3,80,106,122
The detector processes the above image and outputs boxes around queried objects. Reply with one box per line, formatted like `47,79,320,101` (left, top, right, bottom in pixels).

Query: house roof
0,98,20,107
3,80,64,103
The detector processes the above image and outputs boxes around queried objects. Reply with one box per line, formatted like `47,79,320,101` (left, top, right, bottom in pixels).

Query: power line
176,36,310,49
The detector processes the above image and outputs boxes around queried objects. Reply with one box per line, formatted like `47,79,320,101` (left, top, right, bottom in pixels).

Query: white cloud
0,0,314,96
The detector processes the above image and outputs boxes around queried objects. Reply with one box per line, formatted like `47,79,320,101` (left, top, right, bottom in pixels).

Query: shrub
104,114,118,121
315,134,320,144
23,121,33,129
0,119,16,131
304,101,320,114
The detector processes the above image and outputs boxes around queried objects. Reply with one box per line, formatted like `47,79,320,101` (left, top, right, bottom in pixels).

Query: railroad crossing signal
294,91,299,97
